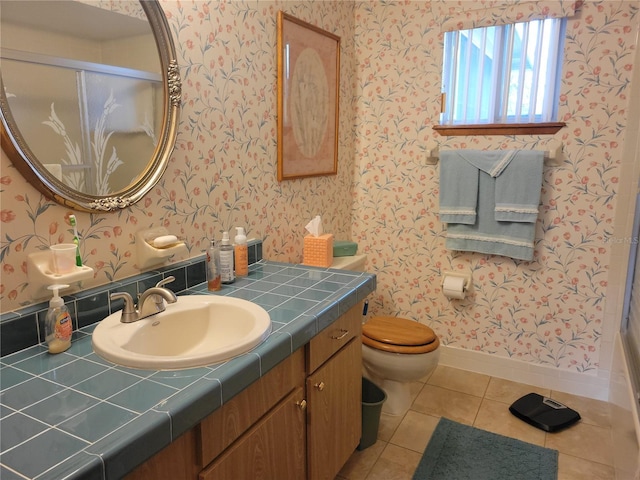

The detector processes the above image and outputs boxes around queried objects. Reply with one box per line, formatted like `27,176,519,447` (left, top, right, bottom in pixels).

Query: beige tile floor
337,365,615,480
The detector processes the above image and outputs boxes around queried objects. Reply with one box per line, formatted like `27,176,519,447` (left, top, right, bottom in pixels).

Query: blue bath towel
439,151,478,225
440,150,543,261
495,151,544,222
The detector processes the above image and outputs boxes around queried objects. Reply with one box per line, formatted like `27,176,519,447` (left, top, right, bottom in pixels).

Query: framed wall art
277,12,340,181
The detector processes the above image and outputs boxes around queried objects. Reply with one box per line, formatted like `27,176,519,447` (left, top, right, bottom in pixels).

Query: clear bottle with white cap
219,231,235,284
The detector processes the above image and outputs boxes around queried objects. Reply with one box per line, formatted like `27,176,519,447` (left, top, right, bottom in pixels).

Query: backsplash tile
0,241,263,357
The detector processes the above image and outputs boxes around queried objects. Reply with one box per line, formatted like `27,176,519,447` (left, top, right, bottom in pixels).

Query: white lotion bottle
219,231,235,284
234,227,248,277
45,284,73,354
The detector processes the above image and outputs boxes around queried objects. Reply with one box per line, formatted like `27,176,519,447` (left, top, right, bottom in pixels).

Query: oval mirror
0,0,180,212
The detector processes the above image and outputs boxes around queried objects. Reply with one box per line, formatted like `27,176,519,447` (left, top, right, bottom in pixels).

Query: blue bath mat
413,417,558,480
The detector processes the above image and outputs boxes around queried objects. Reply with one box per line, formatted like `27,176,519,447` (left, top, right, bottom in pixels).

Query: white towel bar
425,140,563,167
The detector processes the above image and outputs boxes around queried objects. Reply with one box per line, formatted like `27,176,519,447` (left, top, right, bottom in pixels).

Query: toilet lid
362,316,438,346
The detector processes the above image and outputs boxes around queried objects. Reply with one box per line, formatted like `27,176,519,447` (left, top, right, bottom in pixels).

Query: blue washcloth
438,151,478,225
458,150,516,178
494,151,544,222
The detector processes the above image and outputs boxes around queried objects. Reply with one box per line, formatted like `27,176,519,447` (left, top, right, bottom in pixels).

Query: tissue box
303,234,334,267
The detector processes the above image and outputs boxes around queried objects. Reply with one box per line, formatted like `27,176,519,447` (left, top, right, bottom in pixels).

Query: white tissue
305,215,324,237
442,275,466,299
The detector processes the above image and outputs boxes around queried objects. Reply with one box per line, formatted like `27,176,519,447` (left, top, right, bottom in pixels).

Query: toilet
362,316,440,416
330,254,441,416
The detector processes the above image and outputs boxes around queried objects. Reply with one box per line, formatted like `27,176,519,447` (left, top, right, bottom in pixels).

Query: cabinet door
200,387,306,480
307,339,362,480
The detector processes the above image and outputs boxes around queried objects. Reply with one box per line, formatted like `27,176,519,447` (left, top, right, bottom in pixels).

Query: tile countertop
0,261,376,480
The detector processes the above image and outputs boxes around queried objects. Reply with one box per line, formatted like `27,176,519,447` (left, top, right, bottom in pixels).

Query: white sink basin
92,295,271,369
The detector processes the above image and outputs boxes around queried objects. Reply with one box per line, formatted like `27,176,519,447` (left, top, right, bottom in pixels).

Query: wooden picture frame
277,12,340,181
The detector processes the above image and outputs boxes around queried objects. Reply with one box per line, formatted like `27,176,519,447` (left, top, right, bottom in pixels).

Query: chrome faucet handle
155,276,175,289
138,287,177,319
110,292,137,323
151,276,176,309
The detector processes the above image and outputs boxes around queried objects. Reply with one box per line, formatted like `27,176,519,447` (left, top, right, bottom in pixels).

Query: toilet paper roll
443,275,466,299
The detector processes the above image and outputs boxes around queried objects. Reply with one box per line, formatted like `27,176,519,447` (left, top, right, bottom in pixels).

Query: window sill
433,122,565,136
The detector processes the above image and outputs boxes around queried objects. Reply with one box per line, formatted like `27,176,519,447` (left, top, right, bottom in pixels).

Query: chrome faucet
110,276,178,323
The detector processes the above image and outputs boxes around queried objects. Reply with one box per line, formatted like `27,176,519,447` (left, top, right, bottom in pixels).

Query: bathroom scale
509,393,581,432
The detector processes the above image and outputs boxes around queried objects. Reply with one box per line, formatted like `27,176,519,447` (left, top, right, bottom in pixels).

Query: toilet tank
331,254,367,272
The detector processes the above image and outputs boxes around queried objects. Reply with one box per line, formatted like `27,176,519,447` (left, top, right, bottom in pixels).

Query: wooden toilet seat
362,316,440,354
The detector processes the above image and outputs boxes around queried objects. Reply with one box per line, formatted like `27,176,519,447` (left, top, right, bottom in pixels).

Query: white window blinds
441,18,566,125
439,0,578,126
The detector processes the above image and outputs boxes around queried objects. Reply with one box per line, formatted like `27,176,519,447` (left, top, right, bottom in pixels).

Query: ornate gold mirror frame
0,0,181,212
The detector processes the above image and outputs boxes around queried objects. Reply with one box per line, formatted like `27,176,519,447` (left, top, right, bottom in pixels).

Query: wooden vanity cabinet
306,304,363,480
125,303,363,480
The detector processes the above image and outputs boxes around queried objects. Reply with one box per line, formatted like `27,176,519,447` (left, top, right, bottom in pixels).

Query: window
440,18,566,128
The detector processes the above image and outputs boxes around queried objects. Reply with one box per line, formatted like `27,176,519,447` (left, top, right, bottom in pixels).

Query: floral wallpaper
0,0,357,309
352,0,638,372
1,0,639,377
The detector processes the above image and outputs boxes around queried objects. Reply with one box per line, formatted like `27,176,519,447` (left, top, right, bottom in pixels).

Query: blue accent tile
187,260,206,287
23,389,98,425
297,288,336,301
242,280,280,293
312,280,345,292
272,284,306,296
76,291,109,328
1,465,25,480
36,450,104,480
1,345,46,365
0,366,32,391
66,334,97,357
135,273,163,296
1,312,39,357
285,276,322,288
0,377,65,410
58,402,138,442
314,301,342,332
250,332,293,375
250,293,287,310
154,377,221,437
12,351,76,376
211,355,261,403
280,297,319,312
279,314,318,352
150,367,210,389
0,428,88,479
108,380,177,413
162,267,187,293
74,370,140,398
268,305,307,324
86,410,170,480
226,289,266,302
1,412,48,450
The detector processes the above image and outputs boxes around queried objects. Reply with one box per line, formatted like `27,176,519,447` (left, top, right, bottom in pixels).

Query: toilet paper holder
441,270,472,295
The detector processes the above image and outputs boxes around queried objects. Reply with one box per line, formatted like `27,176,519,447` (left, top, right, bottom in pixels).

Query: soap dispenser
234,227,248,277
45,284,73,354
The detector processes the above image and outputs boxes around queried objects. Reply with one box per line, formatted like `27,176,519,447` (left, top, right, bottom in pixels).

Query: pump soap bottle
219,231,235,284
234,227,248,277
206,239,221,291
45,284,73,354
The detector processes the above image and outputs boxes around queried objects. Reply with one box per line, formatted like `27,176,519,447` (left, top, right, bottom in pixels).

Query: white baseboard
438,345,610,401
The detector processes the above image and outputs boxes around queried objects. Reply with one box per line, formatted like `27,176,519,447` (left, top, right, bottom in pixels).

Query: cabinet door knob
331,329,349,340
314,381,325,391
296,399,307,410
